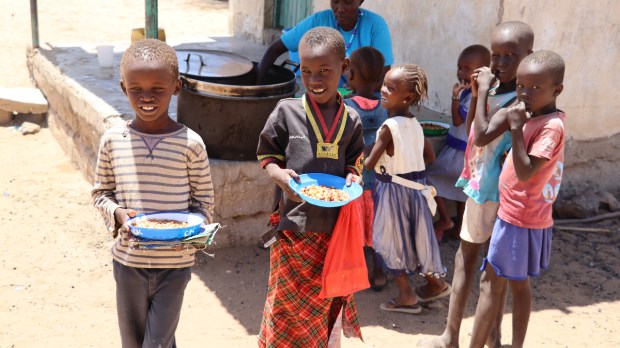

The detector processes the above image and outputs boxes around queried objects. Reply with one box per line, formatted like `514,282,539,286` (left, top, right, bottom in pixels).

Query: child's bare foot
416,334,458,348
485,329,502,348
370,271,387,291
433,219,454,241
416,282,451,302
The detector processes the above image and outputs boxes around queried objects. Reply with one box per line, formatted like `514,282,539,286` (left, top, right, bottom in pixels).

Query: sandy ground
1,1,620,347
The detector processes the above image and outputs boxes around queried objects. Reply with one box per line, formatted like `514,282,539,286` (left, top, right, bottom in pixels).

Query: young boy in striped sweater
92,39,215,347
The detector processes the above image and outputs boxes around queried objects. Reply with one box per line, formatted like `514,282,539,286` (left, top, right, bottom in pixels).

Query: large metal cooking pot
176,49,298,160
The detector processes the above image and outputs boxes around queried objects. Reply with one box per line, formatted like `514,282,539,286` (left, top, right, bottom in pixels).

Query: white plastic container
96,45,114,68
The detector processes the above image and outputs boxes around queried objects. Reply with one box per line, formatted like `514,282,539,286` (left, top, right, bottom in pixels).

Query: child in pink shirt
469,50,566,348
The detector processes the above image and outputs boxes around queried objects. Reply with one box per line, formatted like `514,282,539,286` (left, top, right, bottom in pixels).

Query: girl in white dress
365,65,450,314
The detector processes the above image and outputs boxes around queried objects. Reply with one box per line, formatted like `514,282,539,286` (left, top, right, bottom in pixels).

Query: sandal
379,299,422,314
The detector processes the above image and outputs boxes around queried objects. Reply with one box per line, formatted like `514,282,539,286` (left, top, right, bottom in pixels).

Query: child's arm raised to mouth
506,102,547,181
472,67,512,146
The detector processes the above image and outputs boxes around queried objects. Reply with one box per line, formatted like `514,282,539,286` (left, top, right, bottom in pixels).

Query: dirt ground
1,1,619,347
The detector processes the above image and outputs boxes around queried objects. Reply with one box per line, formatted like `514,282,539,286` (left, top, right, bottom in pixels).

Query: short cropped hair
120,38,179,80
460,44,491,67
350,46,385,83
300,27,346,61
392,64,428,107
495,21,535,50
521,50,565,85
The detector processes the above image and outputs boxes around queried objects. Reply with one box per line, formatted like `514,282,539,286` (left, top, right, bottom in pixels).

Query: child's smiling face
380,68,414,116
121,58,180,129
516,62,562,116
299,42,348,105
490,30,532,84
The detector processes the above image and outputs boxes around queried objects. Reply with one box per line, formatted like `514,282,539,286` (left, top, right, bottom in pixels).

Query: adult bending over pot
256,0,393,87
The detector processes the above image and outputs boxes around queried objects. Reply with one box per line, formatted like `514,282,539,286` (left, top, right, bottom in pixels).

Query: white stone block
0,87,48,114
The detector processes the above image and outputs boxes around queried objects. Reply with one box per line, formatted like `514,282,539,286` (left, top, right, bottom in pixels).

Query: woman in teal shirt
257,0,393,86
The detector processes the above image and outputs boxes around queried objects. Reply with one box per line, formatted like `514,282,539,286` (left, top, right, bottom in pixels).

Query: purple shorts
481,218,553,281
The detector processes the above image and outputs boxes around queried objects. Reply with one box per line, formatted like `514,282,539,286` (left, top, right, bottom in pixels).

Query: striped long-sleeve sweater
92,123,215,268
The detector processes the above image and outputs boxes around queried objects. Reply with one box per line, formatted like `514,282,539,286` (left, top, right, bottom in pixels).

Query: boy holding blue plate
256,27,365,347
91,39,215,347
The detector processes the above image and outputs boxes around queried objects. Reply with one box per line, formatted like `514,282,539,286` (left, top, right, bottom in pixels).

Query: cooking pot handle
179,76,197,92
280,59,300,73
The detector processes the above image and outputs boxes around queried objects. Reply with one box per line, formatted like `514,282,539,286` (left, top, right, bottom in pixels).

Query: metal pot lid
176,49,253,79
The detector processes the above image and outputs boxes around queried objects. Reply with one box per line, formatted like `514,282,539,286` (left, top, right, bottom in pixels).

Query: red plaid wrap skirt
258,230,363,347
360,190,374,247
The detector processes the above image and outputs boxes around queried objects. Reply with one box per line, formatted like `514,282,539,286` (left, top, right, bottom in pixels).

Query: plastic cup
96,45,114,68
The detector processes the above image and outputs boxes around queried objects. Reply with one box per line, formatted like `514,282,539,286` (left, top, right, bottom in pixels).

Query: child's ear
341,58,350,75
553,84,564,97
173,78,182,96
406,91,416,105
120,80,128,96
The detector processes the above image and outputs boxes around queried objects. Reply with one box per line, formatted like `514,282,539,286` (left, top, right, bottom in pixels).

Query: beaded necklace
336,10,363,53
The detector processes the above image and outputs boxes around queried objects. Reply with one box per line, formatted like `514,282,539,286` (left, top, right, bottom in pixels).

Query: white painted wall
313,0,620,141
231,0,620,190
501,0,620,140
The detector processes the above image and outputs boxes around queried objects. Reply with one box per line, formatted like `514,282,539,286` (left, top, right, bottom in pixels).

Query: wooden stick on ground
554,211,620,225
553,226,612,233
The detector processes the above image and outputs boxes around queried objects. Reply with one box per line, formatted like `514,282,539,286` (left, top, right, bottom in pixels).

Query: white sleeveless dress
371,116,446,276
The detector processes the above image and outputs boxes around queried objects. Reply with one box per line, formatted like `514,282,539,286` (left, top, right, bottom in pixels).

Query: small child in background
366,65,450,314
91,39,215,347
344,46,389,291
426,44,491,241
469,50,566,348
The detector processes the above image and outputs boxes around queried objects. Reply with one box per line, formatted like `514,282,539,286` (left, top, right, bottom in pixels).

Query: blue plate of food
128,212,205,240
288,173,363,208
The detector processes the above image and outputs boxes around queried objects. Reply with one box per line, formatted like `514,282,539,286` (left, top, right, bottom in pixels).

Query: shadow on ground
190,218,620,337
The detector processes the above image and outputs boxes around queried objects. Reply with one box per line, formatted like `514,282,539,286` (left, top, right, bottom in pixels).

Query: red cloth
360,190,374,247
350,95,380,109
319,198,370,298
258,230,363,347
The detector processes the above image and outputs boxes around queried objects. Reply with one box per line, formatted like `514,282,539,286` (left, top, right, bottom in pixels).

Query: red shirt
498,111,566,229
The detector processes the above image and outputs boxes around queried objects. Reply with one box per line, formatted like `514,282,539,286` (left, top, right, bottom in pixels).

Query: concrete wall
499,1,620,192
312,0,620,192
230,0,280,44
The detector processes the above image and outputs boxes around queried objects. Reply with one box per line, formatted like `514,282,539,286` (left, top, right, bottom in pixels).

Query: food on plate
300,184,350,202
132,219,189,229
420,122,448,130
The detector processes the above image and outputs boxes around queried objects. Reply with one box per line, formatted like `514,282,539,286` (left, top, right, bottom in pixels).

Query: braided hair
392,64,428,107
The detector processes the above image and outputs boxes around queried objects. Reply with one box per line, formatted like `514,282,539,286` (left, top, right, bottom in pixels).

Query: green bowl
337,88,352,98
420,120,450,136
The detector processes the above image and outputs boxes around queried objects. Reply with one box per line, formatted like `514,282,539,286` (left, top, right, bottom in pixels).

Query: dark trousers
113,260,191,348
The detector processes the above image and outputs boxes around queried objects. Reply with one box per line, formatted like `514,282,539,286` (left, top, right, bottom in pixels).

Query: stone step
0,87,48,114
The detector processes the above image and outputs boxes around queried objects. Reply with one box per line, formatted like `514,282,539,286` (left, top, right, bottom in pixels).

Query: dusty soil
1,1,619,347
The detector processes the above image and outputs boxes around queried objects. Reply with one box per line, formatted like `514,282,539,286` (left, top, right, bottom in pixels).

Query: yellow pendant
316,142,339,159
